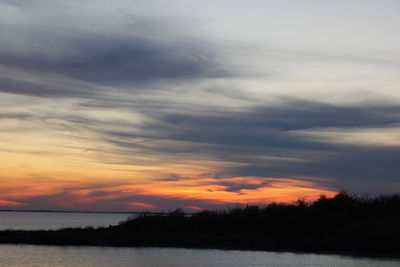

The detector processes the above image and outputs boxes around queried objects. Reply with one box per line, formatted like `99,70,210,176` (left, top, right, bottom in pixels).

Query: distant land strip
0,210,174,215
0,192,399,257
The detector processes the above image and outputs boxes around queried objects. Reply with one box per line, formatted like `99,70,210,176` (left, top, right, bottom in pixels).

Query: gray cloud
0,74,99,98
227,147,400,194
0,2,231,99
216,181,272,193
154,173,193,182
12,93,399,196
121,101,400,156
0,112,31,120
98,101,400,194
0,35,228,86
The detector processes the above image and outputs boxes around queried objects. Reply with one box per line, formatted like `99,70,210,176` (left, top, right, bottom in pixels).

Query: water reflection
0,245,398,267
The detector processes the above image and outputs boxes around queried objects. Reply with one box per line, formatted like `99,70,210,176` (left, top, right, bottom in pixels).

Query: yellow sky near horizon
0,124,335,211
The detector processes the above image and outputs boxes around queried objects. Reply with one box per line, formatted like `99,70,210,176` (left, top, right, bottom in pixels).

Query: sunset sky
1,0,400,211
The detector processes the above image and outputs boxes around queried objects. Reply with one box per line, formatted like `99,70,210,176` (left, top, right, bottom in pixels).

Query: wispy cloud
0,0,400,210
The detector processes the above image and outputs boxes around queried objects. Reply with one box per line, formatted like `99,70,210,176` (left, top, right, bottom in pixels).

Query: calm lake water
0,245,399,267
0,211,131,230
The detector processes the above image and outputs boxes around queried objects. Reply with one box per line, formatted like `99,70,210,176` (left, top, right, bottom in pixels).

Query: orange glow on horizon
128,202,158,210
0,120,336,211
0,199,25,206
0,172,336,211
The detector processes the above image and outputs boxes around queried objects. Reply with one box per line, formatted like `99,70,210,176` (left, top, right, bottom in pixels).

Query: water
0,245,398,267
0,211,131,230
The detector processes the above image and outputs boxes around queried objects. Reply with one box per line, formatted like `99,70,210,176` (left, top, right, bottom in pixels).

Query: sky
0,0,400,211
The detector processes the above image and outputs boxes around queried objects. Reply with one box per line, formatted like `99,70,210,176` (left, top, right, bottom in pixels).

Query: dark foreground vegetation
1,191,400,256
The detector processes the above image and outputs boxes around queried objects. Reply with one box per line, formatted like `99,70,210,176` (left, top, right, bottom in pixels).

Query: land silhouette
1,191,400,256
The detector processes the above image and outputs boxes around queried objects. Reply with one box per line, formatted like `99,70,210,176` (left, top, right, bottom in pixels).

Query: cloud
102,100,400,194
12,187,233,212
0,1,231,100
0,112,31,120
0,199,25,207
120,100,400,157
154,173,193,182
216,181,272,193
0,35,228,86
3,175,334,211
46,98,398,197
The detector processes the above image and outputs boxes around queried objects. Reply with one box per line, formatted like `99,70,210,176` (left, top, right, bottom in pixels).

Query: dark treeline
1,191,400,256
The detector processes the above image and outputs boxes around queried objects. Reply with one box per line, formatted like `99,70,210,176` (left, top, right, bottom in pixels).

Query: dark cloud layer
0,75,98,98
160,101,400,132
1,36,227,86
108,101,400,194
0,6,230,99
130,101,400,153
70,100,399,194
216,181,272,193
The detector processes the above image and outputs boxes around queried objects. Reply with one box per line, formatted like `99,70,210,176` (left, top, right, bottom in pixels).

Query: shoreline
0,226,399,259
0,210,162,215
0,235,398,260
1,192,399,258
